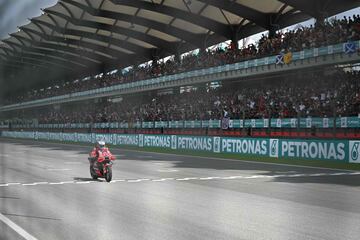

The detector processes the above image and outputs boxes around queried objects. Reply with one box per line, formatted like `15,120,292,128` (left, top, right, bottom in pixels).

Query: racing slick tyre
105,167,112,182
90,166,98,180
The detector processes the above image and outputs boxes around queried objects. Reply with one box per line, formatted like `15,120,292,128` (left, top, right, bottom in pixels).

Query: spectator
2,70,358,125
3,14,359,106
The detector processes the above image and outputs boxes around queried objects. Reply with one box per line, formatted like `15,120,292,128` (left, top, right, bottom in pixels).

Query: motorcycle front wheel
105,167,112,182
90,165,98,180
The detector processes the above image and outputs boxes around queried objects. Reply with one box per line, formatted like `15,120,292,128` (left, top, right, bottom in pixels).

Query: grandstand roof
0,0,359,93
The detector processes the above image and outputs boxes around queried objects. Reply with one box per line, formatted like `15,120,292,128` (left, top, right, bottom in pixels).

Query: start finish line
1,131,360,164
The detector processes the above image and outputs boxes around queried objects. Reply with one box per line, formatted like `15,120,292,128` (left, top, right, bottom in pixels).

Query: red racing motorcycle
88,147,116,182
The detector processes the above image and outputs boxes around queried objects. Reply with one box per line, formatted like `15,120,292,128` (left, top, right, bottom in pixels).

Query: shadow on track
0,196,20,200
73,177,103,182
1,212,61,221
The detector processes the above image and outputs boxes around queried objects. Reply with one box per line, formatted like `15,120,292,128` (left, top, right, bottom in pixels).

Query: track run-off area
1,138,360,240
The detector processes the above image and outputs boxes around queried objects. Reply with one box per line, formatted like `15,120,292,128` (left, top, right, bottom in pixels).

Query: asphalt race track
1,138,360,240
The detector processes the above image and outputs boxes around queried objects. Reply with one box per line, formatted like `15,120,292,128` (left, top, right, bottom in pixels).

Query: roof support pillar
315,15,325,28
230,34,239,50
268,27,276,38
201,30,213,53
268,13,281,38
314,1,326,28
151,48,162,67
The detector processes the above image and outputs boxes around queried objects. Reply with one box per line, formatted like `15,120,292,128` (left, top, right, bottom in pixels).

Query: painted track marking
0,171,359,188
0,212,38,240
46,168,71,171
157,169,178,172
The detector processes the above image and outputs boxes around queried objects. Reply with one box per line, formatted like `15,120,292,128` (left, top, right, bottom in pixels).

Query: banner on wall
276,139,346,161
1,131,358,163
221,117,230,129
349,141,360,163
275,54,284,64
343,42,356,54
17,117,358,130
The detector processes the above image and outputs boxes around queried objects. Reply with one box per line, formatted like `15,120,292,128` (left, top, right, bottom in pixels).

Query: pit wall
1,131,360,164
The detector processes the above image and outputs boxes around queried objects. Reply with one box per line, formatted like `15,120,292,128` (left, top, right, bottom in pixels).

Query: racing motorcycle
88,148,116,182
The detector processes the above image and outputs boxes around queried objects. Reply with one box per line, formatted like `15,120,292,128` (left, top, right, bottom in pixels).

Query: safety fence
1,131,359,164
7,116,360,130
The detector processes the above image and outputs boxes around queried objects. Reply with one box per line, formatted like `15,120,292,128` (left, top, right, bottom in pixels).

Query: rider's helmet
96,140,106,150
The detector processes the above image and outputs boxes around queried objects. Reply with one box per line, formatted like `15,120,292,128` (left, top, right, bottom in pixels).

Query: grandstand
0,0,359,138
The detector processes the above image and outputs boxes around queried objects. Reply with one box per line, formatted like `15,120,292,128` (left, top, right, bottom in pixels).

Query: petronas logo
349,141,360,163
269,139,278,158
138,134,144,147
351,143,359,161
213,137,220,153
171,135,177,150
272,141,277,155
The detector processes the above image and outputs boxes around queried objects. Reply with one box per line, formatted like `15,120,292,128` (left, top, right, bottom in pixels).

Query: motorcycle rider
88,140,116,181
89,140,109,170
95,140,106,152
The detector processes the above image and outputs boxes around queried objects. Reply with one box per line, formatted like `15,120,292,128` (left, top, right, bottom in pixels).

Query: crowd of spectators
3,14,360,105
3,70,358,125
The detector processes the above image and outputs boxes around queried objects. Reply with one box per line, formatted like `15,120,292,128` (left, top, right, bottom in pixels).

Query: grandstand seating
1,69,358,128
3,14,360,106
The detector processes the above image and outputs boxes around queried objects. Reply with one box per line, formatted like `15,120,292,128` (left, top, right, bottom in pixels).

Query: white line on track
152,178,174,182
202,177,218,180
46,168,71,171
199,177,218,180
330,172,349,176
157,169,178,172
221,176,243,180
110,180,125,183
206,177,221,179
152,179,167,182
127,179,150,183
127,179,142,183
244,176,262,179
59,181,74,184
33,182,48,185
271,174,287,178
0,171,359,188
309,173,328,177
0,212,38,240
176,177,198,181
76,181,90,184
288,174,306,177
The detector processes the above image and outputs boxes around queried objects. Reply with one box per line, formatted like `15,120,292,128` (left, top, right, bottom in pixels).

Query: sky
0,0,57,39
